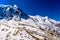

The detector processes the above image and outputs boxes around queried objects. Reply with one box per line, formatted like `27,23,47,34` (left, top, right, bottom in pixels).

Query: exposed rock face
55,23,60,28
0,4,60,40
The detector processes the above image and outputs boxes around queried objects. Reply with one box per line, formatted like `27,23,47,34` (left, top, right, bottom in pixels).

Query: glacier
0,4,60,40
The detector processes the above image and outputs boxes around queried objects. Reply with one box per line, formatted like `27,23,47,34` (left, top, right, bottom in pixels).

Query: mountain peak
0,4,30,20
0,4,60,40
13,5,18,8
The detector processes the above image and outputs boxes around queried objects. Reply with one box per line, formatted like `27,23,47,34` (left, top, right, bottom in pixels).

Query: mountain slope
0,4,60,40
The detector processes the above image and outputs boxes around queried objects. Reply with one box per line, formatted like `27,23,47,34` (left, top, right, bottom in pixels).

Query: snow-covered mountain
0,4,60,40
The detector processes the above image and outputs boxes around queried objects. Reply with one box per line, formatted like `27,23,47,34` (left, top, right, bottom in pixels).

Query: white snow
0,15,60,40
0,4,60,40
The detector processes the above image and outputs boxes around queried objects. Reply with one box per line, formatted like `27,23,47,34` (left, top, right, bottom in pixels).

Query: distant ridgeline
0,4,30,20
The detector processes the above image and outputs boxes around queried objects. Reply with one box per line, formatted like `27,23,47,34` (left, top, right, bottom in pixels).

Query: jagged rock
0,4,60,40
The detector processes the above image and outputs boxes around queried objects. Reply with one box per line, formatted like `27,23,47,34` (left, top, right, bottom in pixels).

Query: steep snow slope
0,4,60,40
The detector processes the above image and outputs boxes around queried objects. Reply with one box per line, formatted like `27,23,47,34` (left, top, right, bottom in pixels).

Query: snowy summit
0,4,60,40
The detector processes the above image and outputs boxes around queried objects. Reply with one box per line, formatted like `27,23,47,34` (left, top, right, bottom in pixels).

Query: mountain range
0,4,60,40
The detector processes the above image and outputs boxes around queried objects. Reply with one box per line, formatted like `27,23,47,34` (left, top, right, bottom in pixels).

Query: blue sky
0,0,60,21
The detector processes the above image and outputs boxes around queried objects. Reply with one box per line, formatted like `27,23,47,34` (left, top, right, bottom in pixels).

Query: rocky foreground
0,16,60,40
